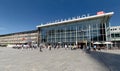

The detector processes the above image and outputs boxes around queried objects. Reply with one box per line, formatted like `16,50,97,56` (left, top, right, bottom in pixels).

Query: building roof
0,30,38,37
110,26,120,28
37,12,114,28
110,26,120,33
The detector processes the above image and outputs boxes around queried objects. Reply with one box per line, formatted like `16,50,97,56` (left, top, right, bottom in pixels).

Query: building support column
37,28,40,47
76,26,77,45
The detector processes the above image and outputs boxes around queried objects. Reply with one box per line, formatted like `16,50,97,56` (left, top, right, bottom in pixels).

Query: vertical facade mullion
65,27,66,43
76,26,77,45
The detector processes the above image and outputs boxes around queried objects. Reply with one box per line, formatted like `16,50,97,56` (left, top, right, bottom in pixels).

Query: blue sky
0,0,120,34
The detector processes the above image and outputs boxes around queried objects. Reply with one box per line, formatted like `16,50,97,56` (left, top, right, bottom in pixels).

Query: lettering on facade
40,13,90,25
81,14,90,18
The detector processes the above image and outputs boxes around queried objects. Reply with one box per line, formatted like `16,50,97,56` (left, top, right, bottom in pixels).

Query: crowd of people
12,44,37,49
11,43,102,54
38,43,100,53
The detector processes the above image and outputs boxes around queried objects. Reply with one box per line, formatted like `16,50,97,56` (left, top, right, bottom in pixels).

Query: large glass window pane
39,17,108,44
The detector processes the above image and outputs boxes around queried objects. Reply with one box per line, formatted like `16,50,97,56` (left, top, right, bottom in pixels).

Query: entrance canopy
102,42,113,44
93,42,101,44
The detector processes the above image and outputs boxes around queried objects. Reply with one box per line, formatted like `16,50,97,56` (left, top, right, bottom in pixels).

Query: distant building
37,12,114,47
0,30,38,46
0,11,115,48
110,26,120,47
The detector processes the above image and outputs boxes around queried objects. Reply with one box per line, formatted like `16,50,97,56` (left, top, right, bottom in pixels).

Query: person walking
39,44,42,52
93,45,96,51
39,46,42,52
65,44,67,50
86,46,90,53
48,44,51,50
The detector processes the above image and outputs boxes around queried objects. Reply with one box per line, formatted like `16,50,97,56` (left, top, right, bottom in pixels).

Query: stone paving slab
97,50,120,71
0,47,109,71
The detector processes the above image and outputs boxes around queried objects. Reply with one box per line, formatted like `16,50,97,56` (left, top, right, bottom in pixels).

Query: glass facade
39,17,110,45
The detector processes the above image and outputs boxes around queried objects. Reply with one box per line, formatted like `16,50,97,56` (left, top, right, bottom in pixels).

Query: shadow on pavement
89,51,120,71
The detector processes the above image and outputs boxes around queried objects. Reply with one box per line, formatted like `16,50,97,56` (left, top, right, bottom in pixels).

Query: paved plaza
0,47,120,71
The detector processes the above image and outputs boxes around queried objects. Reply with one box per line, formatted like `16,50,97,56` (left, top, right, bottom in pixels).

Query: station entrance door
78,41,87,49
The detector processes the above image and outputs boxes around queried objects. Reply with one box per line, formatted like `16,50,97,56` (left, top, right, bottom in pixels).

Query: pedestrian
39,44,42,52
65,44,67,50
69,44,72,50
56,45,59,49
48,44,51,50
39,46,42,52
71,44,75,50
53,45,56,49
86,46,90,53
93,45,96,51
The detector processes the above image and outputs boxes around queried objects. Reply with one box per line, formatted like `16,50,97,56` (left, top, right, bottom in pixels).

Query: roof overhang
37,12,114,28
